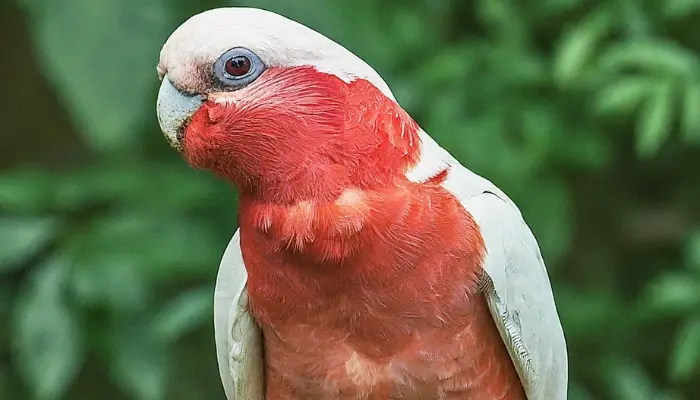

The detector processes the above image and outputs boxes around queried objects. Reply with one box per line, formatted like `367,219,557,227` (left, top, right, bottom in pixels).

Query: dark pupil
224,56,252,77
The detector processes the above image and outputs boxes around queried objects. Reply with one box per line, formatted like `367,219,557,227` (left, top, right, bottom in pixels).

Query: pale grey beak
156,76,204,150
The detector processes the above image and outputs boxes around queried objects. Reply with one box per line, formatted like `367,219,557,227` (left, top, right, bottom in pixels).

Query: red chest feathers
239,181,485,350
236,182,526,399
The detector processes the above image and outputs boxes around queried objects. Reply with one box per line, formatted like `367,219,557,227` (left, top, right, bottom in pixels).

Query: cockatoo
155,7,567,400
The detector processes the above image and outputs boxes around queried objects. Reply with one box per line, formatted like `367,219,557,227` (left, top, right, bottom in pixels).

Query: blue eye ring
213,47,266,89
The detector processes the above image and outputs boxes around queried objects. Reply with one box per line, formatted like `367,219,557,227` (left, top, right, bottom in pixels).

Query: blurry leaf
594,76,655,115
604,360,670,400
557,288,621,340
71,255,150,311
75,212,221,280
645,271,700,316
421,46,473,87
150,285,213,343
491,46,547,86
19,0,173,152
0,363,26,400
0,370,8,400
621,0,653,37
12,256,83,400
0,283,11,343
687,230,700,273
476,0,528,45
553,6,613,87
567,380,595,400
598,39,700,77
0,164,224,213
425,90,470,131
552,128,612,170
537,0,582,16
519,178,573,264
663,0,700,18
55,163,223,211
0,366,11,400
389,7,435,54
0,169,55,212
106,324,170,400
669,316,700,381
681,82,700,142
0,216,58,272
520,104,558,153
636,80,674,158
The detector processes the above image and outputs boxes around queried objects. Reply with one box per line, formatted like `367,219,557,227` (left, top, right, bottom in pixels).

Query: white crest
158,7,395,99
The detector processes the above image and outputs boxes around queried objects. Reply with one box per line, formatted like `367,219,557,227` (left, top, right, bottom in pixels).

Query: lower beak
156,75,204,150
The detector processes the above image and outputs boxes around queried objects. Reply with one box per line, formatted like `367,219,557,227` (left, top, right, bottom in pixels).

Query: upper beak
156,75,205,151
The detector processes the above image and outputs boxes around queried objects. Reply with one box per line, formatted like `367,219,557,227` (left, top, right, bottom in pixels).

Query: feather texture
206,79,567,400
408,130,569,399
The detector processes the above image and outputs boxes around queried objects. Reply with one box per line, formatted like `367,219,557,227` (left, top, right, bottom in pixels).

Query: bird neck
238,175,487,345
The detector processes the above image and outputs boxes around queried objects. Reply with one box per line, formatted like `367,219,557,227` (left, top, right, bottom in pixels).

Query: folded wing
213,230,265,400
450,175,568,400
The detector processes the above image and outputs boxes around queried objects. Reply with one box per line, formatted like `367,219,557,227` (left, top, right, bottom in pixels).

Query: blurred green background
1,0,699,399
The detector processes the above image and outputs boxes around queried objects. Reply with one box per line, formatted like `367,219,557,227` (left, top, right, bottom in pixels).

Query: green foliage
1,0,699,399
647,231,700,384
18,0,174,152
0,216,58,272
12,255,83,400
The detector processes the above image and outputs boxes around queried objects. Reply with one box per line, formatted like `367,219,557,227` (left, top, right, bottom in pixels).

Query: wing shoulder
213,229,264,400
442,168,568,400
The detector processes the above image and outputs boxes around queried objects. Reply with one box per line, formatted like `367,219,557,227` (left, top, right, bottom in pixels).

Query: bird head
156,7,421,204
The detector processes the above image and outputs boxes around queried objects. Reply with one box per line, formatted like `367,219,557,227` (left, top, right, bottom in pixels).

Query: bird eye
214,47,265,90
225,56,251,77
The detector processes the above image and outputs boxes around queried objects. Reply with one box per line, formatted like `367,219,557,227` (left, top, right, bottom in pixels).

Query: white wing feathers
461,190,568,400
213,230,264,400
415,131,568,399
